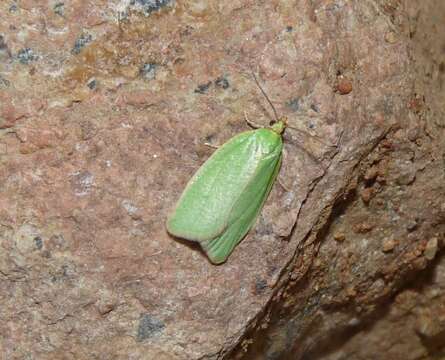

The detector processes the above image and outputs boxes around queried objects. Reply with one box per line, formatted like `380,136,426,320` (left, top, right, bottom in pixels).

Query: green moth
166,119,286,264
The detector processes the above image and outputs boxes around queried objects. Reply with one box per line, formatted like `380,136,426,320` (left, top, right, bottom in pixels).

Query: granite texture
0,0,443,359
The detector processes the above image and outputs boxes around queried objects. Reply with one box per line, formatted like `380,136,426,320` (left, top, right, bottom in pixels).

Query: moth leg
276,148,292,192
243,110,263,129
286,135,322,164
203,142,219,149
288,120,346,151
286,124,346,168
277,177,292,192
287,125,333,148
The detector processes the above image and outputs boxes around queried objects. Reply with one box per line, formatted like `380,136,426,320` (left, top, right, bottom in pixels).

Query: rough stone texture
234,1,445,359
0,1,443,360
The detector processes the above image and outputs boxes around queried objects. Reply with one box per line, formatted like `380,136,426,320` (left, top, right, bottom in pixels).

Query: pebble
424,237,438,260
336,77,353,95
406,219,418,232
353,222,374,234
382,238,397,252
334,232,346,242
384,31,398,44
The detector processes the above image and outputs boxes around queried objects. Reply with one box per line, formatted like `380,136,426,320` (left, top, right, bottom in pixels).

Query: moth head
270,117,287,135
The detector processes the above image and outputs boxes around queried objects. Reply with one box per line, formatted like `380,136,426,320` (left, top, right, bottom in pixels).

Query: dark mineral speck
130,0,173,16
194,81,212,94
286,25,293,32
117,11,129,22
61,264,70,277
53,2,65,16
17,48,38,64
137,314,165,341
255,279,268,294
87,78,97,89
286,97,300,112
140,63,157,80
215,76,229,89
311,104,320,113
0,35,11,60
34,236,43,250
72,33,93,55
9,3,18,12
0,76,10,88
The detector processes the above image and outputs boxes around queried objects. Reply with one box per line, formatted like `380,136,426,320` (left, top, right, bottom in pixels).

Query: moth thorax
270,118,287,135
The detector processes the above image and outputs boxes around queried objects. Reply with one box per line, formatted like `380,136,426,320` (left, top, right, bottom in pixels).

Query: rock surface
0,0,443,359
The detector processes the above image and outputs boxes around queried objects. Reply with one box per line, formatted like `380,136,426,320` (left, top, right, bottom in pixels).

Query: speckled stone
0,0,444,359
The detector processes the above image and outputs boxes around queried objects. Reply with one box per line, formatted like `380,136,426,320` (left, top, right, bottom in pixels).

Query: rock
336,77,353,95
384,31,398,44
0,1,443,359
353,222,374,234
334,232,346,242
137,314,165,341
382,238,398,253
424,238,438,261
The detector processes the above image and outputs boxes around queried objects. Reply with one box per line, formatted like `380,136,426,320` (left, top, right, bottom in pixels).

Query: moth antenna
250,69,280,123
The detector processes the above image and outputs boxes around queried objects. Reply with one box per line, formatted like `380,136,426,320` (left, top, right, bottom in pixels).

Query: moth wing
201,150,282,264
167,131,258,242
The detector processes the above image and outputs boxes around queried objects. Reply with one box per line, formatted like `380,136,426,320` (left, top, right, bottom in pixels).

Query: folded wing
167,130,259,241
201,149,282,264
